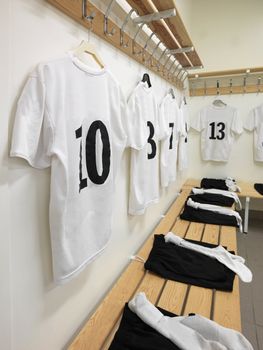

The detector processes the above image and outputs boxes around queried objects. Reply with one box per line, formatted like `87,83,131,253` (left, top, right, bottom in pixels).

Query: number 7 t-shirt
10,53,128,283
191,104,243,162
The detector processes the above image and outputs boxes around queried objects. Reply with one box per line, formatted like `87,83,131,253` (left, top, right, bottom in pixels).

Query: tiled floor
237,211,263,350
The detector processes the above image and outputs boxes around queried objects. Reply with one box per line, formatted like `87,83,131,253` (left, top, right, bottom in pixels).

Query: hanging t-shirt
10,53,128,283
128,82,161,215
178,100,189,171
245,104,263,161
191,104,243,161
159,94,184,188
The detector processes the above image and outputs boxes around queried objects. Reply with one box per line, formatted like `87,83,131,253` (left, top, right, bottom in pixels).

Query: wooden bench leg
244,196,250,234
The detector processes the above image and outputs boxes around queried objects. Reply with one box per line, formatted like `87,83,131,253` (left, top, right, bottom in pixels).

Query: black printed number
147,121,157,160
209,122,226,140
184,123,188,143
169,122,174,149
75,121,111,192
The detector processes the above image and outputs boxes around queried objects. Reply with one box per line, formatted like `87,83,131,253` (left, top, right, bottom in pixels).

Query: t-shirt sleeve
244,109,256,132
178,108,186,137
10,68,53,169
158,100,169,140
231,109,243,135
191,109,204,132
126,92,146,150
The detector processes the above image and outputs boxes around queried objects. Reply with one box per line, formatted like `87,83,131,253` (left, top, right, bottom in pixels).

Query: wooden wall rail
189,67,263,96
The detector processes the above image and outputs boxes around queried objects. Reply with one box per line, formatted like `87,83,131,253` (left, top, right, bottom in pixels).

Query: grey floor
237,211,263,350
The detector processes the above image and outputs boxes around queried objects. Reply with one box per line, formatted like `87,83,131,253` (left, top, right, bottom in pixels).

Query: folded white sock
165,232,252,283
128,293,253,350
192,187,242,210
225,177,241,192
187,198,243,232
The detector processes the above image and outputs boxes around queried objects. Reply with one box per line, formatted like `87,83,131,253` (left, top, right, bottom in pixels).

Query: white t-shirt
178,101,189,171
10,53,128,283
159,94,184,187
127,82,161,215
245,104,263,161
191,104,243,162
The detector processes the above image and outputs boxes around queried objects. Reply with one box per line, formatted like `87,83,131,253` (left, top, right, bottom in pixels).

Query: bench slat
213,226,241,332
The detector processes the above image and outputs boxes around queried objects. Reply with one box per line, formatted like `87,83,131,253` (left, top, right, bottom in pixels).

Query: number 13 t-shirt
10,53,128,283
191,104,243,162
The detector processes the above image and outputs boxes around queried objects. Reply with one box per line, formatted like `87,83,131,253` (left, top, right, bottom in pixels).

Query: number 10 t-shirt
191,104,243,161
10,53,128,283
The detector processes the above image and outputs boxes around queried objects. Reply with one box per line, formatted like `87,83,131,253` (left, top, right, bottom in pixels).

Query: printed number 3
75,121,111,192
209,122,226,140
147,121,157,159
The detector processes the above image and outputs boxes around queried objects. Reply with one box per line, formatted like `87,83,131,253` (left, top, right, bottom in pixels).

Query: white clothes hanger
213,80,226,107
72,40,105,69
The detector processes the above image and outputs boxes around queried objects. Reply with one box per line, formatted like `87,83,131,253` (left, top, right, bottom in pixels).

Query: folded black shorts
254,183,263,195
180,204,239,227
201,178,229,190
109,303,181,350
188,193,235,207
144,235,235,291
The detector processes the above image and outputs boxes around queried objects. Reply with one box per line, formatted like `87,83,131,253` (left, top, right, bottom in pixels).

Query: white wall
0,2,12,350
2,1,186,350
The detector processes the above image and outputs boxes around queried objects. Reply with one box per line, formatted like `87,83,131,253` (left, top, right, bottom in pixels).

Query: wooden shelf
126,0,202,68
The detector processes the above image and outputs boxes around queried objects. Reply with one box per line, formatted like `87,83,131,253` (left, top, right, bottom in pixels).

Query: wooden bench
182,178,263,233
68,189,241,350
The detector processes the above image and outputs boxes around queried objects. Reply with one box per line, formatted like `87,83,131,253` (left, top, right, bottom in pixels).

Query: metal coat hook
156,48,168,71
167,60,176,78
120,9,136,48
258,77,261,93
132,23,146,55
216,80,220,95
182,72,188,83
146,40,162,66
162,54,172,74
82,0,95,23
104,0,116,37
229,79,233,94
243,76,247,93
143,32,156,62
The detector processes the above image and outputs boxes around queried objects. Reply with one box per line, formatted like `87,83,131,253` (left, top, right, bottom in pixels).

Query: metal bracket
132,23,146,55
133,8,176,24
185,65,203,70
168,46,194,54
104,0,116,37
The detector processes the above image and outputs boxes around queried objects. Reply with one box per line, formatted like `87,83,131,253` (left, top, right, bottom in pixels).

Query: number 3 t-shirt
10,53,128,283
127,82,162,215
191,104,243,162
